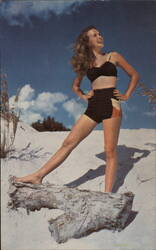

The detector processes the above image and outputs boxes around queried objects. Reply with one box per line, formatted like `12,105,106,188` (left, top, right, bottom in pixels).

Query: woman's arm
72,74,94,101
113,52,140,100
71,74,85,99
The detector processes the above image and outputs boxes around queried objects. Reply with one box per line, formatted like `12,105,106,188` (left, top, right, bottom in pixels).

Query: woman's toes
9,175,17,183
8,174,43,184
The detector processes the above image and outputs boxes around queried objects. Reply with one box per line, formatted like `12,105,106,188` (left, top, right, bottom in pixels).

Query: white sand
1,121,156,250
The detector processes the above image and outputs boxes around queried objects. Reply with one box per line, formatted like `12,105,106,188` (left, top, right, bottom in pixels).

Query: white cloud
9,84,35,110
9,84,68,124
0,0,86,26
9,83,86,125
19,84,35,101
120,101,138,120
34,91,68,115
62,98,86,122
20,111,43,125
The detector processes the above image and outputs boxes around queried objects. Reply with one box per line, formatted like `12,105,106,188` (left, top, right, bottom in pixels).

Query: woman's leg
102,116,122,192
15,114,97,184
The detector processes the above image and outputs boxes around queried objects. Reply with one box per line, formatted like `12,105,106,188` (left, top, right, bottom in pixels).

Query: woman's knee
62,137,78,149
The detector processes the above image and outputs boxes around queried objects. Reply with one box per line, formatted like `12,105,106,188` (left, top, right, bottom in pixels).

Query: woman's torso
86,52,118,90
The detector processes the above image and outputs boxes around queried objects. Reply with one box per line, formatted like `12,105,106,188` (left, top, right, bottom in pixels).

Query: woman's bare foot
14,174,43,184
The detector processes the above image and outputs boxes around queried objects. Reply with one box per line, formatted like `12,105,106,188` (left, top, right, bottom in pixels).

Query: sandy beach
1,121,156,250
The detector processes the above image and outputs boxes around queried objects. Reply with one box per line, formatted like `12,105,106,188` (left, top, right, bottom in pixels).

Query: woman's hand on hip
82,90,94,101
113,89,129,101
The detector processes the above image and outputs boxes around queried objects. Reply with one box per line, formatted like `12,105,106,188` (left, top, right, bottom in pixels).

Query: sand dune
1,121,156,250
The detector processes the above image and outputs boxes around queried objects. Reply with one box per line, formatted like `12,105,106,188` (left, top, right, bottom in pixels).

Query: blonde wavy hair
70,25,99,77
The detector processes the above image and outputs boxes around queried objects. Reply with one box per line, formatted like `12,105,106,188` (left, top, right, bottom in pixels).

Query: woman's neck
92,49,105,57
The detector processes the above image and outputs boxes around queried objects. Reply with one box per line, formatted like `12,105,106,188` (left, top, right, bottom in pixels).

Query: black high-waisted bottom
84,87,122,124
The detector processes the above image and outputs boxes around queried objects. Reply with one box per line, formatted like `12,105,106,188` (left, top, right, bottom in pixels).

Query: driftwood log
8,176,135,243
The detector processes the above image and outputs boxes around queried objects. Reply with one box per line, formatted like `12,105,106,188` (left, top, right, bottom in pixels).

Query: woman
14,25,139,192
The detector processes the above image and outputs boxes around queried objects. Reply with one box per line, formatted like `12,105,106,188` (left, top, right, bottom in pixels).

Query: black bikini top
86,52,118,82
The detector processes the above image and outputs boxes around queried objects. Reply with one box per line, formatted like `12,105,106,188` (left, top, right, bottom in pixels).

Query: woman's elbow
132,71,140,81
72,85,78,92
135,72,140,79
132,72,140,86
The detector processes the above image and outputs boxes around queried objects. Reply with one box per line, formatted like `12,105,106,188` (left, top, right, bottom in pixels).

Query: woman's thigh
63,114,97,147
102,116,122,151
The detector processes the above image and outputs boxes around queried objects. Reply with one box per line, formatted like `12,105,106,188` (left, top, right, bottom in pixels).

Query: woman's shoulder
109,51,125,59
107,51,119,64
107,51,118,56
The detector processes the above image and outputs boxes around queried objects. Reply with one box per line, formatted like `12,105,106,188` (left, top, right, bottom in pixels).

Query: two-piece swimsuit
84,52,122,123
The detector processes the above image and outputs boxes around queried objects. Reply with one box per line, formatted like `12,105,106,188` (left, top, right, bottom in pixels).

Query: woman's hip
88,87,120,103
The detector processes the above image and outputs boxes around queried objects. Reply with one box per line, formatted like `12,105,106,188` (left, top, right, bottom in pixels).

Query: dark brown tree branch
137,82,156,105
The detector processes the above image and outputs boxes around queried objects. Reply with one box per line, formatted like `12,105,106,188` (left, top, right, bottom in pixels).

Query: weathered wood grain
8,176,134,243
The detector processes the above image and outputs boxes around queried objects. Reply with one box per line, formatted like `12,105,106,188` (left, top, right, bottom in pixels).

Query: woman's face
87,28,104,49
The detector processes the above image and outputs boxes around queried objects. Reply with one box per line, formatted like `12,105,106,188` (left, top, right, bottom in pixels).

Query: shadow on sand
65,144,151,193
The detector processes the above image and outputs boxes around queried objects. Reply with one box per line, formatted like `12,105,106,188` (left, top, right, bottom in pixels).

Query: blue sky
0,0,156,129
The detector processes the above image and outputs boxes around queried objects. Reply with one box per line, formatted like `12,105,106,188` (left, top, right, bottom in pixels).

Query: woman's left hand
113,89,129,101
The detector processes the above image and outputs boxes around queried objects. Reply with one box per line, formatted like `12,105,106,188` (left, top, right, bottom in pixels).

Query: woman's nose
99,34,103,40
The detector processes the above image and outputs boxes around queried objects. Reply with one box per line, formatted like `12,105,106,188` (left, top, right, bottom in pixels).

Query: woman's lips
98,41,103,44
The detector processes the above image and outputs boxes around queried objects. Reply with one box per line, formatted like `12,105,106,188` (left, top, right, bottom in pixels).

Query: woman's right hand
82,90,94,101
81,95,89,102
